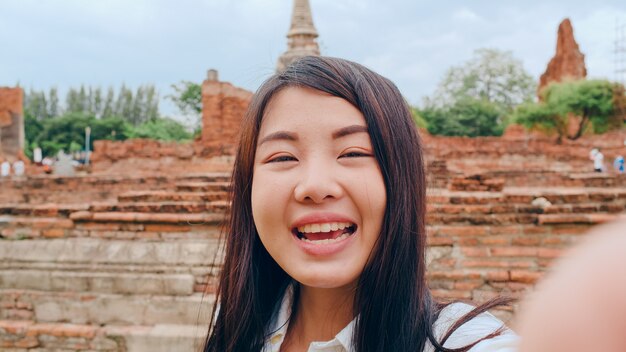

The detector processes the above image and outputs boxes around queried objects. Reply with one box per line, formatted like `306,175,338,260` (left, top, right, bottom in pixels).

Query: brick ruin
0,87,25,161
538,18,587,97
90,70,252,175
200,69,253,155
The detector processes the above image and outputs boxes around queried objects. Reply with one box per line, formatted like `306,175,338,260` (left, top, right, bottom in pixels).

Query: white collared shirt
262,285,518,352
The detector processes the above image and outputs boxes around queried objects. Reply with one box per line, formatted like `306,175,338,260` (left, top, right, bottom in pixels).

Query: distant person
517,218,626,352
614,155,624,174
42,157,53,174
1,160,10,177
589,148,604,172
33,147,43,165
12,160,25,177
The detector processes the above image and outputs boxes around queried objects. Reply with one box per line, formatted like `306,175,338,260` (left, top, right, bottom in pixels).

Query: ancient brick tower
0,87,25,160
538,18,587,98
276,0,321,72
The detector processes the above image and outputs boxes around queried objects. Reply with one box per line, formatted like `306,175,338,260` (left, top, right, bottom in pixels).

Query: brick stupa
538,18,587,98
276,0,321,72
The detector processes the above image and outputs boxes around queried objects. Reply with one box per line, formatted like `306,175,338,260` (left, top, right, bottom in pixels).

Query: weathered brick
511,236,541,246
490,246,539,257
510,270,543,284
485,271,510,282
462,259,534,269
479,236,510,245
42,229,65,238
144,224,192,232
14,336,38,348
438,225,488,236
462,247,490,257
427,237,454,246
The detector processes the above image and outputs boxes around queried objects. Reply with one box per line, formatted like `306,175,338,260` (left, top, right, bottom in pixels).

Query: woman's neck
282,284,355,351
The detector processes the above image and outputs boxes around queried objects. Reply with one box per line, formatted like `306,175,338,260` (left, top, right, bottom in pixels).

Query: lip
291,212,357,229
290,212,358,256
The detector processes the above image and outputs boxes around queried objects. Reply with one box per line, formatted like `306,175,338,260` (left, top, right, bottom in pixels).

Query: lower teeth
300,232,351,244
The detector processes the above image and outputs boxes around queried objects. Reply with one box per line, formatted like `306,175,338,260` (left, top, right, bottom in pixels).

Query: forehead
260,86,366,133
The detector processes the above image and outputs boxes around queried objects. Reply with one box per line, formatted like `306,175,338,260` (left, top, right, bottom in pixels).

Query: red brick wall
200,79,252,156
0,87,24,159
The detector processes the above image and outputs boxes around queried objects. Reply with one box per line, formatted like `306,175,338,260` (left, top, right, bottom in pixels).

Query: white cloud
452,8,482,22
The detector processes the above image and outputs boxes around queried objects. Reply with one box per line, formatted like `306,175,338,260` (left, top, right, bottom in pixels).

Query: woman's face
251,86,386,289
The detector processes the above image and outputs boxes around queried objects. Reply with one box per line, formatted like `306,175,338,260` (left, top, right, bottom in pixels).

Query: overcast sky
1,0,625,123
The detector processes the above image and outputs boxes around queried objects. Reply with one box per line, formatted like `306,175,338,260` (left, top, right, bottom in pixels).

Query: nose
293,160,344,204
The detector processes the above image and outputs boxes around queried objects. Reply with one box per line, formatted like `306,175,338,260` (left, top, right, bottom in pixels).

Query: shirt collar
265,283,356,352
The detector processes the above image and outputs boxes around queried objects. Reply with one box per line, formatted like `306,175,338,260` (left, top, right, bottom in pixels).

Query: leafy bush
419,98,504,137
516,80,624,142
127,117,192,141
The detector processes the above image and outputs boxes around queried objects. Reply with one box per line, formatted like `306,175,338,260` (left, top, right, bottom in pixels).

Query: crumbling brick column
200,70,253,156
0,87,25,160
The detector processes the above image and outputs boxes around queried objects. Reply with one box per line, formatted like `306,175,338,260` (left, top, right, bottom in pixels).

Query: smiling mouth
292,222,357,244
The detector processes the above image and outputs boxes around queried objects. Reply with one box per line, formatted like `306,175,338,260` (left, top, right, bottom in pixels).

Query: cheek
251,170,290,236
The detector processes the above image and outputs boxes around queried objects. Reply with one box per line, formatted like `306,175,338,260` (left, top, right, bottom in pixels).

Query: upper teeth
298,222,353,234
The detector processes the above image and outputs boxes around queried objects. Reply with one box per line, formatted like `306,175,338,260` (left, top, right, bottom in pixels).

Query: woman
204,56,517,352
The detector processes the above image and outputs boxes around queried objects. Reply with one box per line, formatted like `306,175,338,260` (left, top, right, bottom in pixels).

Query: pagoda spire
276,0,321,72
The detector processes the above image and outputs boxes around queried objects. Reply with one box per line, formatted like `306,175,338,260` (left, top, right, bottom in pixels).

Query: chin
290,266,360,289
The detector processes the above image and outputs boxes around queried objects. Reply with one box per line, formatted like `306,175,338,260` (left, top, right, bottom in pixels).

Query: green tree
128,117,192,141
516,80,624,143
29,113,133,157
102,87,115,118
144,85,159,121
120,87,134,123
168,81,202,116
23,111,44,159
427,48,535,112
48,87,60,118
419,97,505,137
66,88,82,114
91,116,133,142
24,89,48,120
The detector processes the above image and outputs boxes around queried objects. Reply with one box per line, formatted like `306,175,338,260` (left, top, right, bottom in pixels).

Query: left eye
268,155,297,163
340,151,370,158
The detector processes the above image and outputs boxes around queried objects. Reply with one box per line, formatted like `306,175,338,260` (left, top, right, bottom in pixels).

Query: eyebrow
331,125,369,139
258,125,369,146
258,131,298,146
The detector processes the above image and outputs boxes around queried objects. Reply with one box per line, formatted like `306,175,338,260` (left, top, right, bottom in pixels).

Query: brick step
0,214,225,240
427,188,626,205
69,211,225,224
1,173,231,205
175,181,230,192
0,289,214,326
118,190,228,203
569,173,626,187
0,204,89,217
427,212,622,226
87,201,229,214
0,269,197,295
0,320,206,352
427,202,625,215
0,238,220,266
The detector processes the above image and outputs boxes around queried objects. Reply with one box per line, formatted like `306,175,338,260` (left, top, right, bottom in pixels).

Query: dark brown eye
340,151,370,158
268,155,297,163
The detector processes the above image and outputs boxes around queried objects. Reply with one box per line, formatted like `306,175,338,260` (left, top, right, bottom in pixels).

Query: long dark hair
204,56,508,352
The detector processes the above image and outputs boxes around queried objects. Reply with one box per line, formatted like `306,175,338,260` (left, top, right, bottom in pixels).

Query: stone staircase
424,186,626,307
0,176,229,351
1,172,625,350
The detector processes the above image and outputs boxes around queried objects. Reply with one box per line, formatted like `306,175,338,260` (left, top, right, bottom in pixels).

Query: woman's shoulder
425,302,519,352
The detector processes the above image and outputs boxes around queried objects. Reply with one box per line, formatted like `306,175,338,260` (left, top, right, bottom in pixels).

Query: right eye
268,155,297,163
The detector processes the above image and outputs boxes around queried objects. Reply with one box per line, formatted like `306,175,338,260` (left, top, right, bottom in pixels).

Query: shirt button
271,334,282,345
